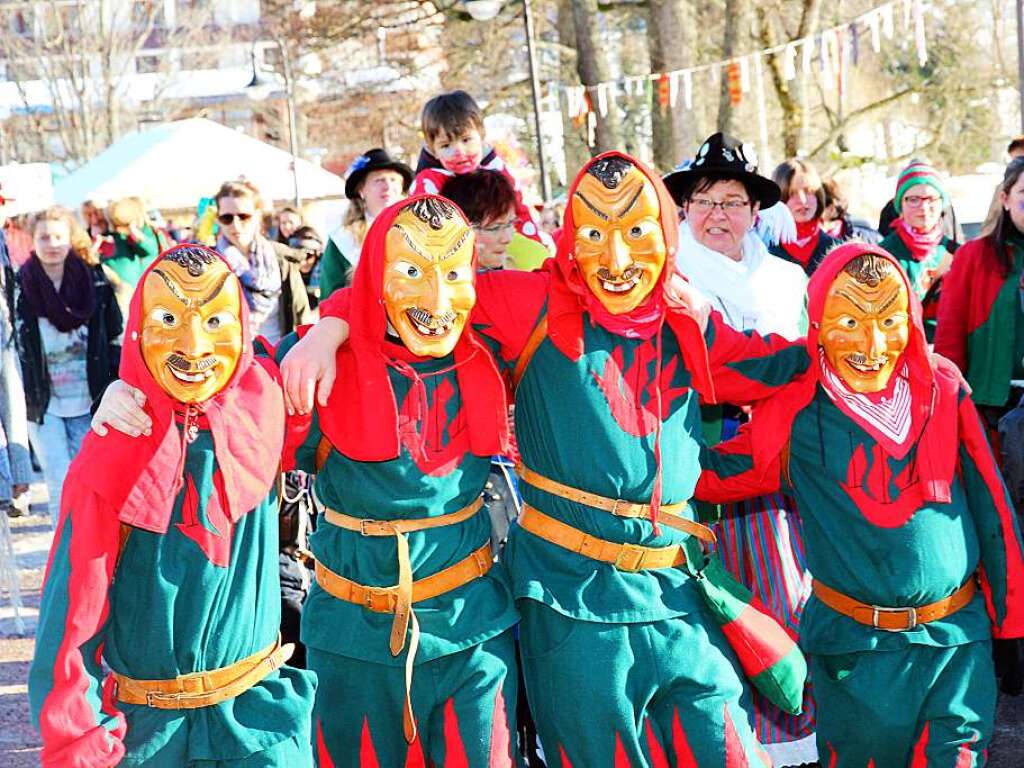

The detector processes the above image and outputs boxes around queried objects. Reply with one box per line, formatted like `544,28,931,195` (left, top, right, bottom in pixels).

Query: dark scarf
20,252,95,332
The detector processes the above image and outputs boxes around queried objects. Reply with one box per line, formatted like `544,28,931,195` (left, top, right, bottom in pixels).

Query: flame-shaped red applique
840,444,922,528
442,698,469,767
404,733,426,768
910,721,929,767
613,732,631,767
558,744,574,768
669,707,699,768
175,472,232,566
488,684,513,767
592,344,689,437
359,716,380,768
316,718,336,768
643,718,669,768
825,741,837,768
398,378,465,476
723,705,750,768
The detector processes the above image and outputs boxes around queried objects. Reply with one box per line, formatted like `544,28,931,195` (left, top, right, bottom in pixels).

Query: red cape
66,245,284,533
318,194,509,462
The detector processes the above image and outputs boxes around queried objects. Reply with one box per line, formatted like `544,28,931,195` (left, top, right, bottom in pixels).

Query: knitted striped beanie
893,160,948,213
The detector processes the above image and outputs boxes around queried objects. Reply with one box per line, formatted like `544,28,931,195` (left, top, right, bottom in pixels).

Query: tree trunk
716,0,745,135
570,0,622,152
647,0,693,170
557,0,593,171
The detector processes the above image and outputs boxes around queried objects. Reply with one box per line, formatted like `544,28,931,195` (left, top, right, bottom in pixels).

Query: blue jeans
28,412,91,520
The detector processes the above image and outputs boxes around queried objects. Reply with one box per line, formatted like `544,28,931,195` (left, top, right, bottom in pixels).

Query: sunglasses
217,212,253,225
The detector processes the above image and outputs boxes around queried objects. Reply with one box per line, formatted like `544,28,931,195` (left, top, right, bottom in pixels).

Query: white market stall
54,118,346,212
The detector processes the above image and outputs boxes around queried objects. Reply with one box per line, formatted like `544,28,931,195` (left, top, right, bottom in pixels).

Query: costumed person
15,207,121,522
28,244,316,766
877,161,959,340
320,148,413,298
769,158,840,275
411,90,552,270
282,195,520,766
213,180,312,344
697,242,1024,765
285,153,815,765
664,133,817,767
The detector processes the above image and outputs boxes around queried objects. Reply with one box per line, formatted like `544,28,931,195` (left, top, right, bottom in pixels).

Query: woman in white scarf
664,133,817,768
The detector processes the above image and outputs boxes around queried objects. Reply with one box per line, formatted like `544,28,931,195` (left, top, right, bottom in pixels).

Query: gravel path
2,483,1023,767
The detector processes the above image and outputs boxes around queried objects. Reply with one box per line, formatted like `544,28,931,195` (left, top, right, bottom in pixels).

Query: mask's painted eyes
204,310,235,332
579,226,604,243
445,265,472,282
393,260,421,278
627,221,654,239
150,307,178,327
839,316,857,330
881,312,906,329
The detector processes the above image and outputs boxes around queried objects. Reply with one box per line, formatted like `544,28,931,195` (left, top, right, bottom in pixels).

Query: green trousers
518,599,771,767
309,630,519,767
812,640,996,767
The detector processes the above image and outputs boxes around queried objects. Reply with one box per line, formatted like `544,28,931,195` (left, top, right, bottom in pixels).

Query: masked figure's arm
695,422,785,504
28,481,127,768
958,392,1024,639
700,311,811,405
280,290,352,415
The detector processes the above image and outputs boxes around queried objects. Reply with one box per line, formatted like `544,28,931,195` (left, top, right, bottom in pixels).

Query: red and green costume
878,224,958,341
935,233,1024,408
28,253,315,767
321,153,812,765
291,198,520,767
698,243,1024,766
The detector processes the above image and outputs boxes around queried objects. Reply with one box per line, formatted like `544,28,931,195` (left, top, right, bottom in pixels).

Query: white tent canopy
54,118,345,211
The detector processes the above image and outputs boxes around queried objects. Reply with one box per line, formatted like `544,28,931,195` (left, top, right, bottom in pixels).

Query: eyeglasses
475,218,516,234
688,198,751,213
217,212,254,225
902,195,942,208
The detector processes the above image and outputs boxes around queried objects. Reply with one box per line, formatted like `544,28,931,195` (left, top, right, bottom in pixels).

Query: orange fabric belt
516,464,715,545
518,504,686,572
812,577,977,632
318,496,490,744
112,638,287,709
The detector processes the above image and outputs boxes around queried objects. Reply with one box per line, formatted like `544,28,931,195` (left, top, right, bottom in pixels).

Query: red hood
67,245,284,533
319,194,509,462
750,241,962,501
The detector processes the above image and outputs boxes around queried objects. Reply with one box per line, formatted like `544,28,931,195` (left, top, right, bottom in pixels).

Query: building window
136,54,160,74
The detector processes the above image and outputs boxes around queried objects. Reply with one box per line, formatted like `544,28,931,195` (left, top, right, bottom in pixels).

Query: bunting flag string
560,0,929,122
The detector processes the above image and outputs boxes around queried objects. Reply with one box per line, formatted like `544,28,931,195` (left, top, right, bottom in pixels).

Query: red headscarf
747,241,961,502
318,195,509,462
66,245,285,533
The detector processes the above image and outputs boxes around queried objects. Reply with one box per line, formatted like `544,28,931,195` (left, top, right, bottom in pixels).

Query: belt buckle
364,587,395,613
614,543,646,572
870,604,917,631
359,519,383,536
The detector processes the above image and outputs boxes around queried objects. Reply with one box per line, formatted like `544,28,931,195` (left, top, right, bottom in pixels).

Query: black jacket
15,263,123,424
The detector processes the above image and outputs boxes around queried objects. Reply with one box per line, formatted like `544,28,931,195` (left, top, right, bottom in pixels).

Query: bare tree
571,0,622,151
647,0,693,170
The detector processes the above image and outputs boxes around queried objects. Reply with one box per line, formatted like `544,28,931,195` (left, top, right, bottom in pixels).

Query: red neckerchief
65,246,284,533
319,195,509,462
892,216,945,262
547,152,715,530
746,242,960,503
782,219,823,268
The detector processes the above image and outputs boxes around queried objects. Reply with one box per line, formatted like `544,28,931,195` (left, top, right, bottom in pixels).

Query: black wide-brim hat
662,132,781,209
344,148,414,200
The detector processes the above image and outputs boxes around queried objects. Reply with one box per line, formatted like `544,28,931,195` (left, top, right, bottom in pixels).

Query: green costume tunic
104,224,167,288
278,334,520,767
29,427,316,767
877,231,957,341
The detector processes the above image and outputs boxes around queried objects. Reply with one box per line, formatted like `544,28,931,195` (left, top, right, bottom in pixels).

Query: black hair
440,170,517,225
161,245,218,277
683,173,756,205
989,156,1024,275
421,90,485,144
407,197,459,230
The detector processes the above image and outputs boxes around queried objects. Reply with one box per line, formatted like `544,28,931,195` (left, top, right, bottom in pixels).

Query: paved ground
1,483,1022,767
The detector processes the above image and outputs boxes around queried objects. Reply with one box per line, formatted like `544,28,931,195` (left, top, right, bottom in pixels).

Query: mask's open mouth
406,308,457,338
845,354,889,373
166,355,219,383
597,266,643,295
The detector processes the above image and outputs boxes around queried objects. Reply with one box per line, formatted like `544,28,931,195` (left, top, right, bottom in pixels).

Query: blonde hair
107,197,146,229
33,206,94,264
215,179,263,211
342,196,370,244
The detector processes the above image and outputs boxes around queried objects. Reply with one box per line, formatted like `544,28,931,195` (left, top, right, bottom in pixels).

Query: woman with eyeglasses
877,161,959,341
664,133,817,768
440,169,518,271
214,180,312,344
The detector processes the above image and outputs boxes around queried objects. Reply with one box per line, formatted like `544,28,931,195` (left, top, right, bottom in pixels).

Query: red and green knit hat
893,160,949,214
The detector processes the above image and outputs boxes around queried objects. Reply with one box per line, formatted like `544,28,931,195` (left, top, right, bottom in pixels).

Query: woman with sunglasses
214,180,311,344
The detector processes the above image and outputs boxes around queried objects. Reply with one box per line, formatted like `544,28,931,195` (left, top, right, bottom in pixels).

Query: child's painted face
430,127,484,175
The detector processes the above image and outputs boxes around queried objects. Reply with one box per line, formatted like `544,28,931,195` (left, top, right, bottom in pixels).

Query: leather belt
516,464,715,544
812,577,977,632
112,638,287,709
318,495,490,745
518,504,686,572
